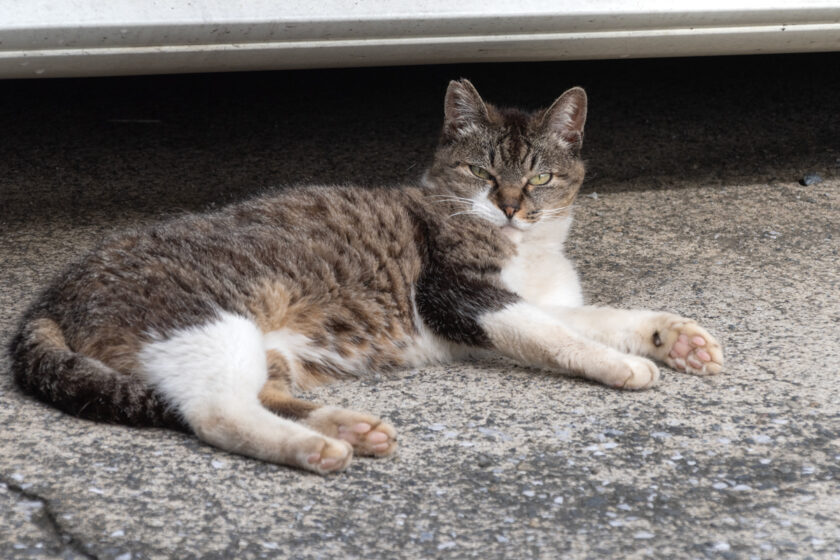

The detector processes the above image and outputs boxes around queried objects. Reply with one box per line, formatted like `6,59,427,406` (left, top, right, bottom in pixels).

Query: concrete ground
1,53,839,559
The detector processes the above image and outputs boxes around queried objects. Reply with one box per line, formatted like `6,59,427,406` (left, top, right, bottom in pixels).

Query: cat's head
427,79,587,232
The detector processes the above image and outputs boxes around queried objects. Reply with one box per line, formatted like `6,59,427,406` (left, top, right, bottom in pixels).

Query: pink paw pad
351,423,372,434
304,439,353,474
337,423,372,445
663,322,723,376
367,431,389,444
336,419,397,457
308,455,340,469
362,427,396,455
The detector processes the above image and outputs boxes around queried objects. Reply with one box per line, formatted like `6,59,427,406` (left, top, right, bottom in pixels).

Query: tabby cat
9,80,723,474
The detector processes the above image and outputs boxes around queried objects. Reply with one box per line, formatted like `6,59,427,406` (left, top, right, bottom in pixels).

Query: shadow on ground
1,53,838,223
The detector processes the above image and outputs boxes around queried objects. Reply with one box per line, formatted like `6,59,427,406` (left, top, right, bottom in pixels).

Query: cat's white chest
499,219,583,308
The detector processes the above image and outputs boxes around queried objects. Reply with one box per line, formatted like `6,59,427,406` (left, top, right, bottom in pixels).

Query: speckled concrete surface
1,54,839,559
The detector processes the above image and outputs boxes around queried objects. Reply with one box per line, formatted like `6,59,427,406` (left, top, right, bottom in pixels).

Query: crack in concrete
755,363,805,387
1,475,98,560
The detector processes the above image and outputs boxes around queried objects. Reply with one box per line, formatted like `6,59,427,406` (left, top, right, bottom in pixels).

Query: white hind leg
137,311,352,474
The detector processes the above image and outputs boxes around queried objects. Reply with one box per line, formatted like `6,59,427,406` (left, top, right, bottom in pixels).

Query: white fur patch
137,311,268,421
469,188,508,227
480,301,653,388
481,302,563,366
500,216,584,308
138,311,335,466
405,289,459,365
469,190,580,303
549,306,663,356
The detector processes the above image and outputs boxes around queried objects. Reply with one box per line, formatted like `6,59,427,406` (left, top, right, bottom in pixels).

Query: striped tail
8,317,186,431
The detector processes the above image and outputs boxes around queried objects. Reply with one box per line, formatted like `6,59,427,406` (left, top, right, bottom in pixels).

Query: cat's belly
262,324,453,389
257,284,453,388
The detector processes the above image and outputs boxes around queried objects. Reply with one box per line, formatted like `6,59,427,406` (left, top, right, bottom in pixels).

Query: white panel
0,0,839,77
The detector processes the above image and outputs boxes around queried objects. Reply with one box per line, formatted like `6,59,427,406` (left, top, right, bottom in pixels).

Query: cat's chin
500,225,524,243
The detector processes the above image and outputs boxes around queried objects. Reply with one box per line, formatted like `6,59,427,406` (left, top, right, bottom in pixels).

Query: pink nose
501,204,518,218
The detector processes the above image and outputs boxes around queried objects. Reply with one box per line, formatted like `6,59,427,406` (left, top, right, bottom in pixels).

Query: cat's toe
616,356,659,390
659,320,724,376
300,436,353,475
346,420,398,457
305,406,398,457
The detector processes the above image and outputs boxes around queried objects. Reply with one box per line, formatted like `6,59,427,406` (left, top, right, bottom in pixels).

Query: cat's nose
501,203,519,219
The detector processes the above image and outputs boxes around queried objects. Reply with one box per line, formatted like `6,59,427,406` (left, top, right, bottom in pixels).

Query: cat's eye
528,173,552,186
469,165,492,180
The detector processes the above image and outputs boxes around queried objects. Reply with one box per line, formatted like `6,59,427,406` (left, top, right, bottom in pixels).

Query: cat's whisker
471,207,499,220
448,210,482,218
540,211,572,219
429,198,472,205
427,195,476,203
428,197,475,207
538,205,573,217
539,214,575,224
536,207,576,223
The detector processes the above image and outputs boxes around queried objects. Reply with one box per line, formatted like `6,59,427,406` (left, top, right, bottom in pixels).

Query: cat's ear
541,87,588,154
443,79,489,138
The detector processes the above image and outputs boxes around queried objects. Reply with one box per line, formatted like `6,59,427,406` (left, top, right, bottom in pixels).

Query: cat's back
23,185,427,359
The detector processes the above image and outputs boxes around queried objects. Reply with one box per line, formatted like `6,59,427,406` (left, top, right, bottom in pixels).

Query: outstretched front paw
650,316,724,375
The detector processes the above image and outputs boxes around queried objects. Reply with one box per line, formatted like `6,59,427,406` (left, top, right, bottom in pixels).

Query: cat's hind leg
137,311,352,474
258,356,397,457
548,306,724,375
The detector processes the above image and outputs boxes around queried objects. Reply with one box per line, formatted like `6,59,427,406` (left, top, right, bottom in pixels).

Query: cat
9,79,723,474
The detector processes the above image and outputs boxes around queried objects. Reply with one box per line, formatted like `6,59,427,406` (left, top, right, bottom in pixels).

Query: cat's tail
8,317,187,431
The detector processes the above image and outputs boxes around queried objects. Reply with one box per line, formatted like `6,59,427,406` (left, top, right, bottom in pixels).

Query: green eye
469,165,492,180
528,173,552,186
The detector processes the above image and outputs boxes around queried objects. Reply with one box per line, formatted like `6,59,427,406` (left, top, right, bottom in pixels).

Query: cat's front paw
305,407,398,457
649,316,724,376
